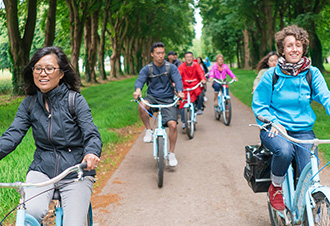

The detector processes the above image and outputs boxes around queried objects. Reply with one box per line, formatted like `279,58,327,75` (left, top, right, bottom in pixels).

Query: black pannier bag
244,145,273,193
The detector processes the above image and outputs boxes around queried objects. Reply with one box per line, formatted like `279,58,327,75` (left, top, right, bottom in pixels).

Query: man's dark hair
150,42,165,53
185,51,193,56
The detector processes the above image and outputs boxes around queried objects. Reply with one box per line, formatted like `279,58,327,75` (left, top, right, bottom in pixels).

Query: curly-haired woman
252,25,330,211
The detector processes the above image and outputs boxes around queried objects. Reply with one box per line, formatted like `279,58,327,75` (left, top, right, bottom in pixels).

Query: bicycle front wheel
305,192,330,225
222,99,232,126
157,136,164,188
184,107,194,139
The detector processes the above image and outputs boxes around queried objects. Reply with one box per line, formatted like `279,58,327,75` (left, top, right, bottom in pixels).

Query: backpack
147,61,173,86
28,90,77,121
272,69,312,94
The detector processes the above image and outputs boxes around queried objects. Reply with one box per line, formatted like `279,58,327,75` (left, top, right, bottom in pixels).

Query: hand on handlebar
82,153,100,171
177,91,185,99
233,77,239,81
201,80,206,85
133,88,142,100
269,123,287,138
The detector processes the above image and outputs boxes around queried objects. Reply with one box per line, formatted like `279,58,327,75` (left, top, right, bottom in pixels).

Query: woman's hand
82,153,100,171
269,123,287,138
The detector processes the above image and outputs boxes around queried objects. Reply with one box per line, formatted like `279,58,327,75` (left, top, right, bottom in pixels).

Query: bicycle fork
153,111,167,160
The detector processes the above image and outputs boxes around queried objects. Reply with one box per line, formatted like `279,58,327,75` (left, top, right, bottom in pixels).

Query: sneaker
268,183,285,211
143,129,153,143
204,96,208,102
168,153,178,167
182,123,186,130
196,109,203,115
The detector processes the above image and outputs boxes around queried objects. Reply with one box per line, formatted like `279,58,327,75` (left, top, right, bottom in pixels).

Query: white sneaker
182,123,186,130
204,96,208,102
143,129,153,143
168,153,178,167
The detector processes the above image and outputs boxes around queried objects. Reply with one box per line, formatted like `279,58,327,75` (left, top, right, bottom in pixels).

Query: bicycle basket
244,145,272,193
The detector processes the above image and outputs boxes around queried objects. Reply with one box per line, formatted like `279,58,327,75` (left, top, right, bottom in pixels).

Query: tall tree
3,0,37,94
65,0,89,74
43,0,57,47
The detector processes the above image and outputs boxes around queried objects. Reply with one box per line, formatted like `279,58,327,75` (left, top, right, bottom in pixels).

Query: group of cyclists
133,24,330,216
133,42,239,167
0,24,329,224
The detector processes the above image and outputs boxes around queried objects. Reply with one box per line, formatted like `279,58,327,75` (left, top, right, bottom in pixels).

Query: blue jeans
260,129,317,184
212,82,228,94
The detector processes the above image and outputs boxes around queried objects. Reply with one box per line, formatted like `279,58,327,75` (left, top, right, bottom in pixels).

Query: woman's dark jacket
0,83,102,179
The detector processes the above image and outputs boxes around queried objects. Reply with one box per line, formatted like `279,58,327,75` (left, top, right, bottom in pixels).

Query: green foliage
0,80,12,95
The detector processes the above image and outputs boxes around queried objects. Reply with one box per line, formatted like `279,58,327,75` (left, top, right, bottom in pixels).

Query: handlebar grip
79,162,88,170
257,115,271,123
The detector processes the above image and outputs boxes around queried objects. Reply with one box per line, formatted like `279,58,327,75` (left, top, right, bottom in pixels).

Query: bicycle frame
0,162,87,226
254,115,330,225
213,79,234,111
183,82,203,126
138,97,180,160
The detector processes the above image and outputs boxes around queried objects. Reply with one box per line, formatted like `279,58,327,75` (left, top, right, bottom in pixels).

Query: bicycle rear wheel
184,107,194,139
222,99,232,126
157,136,164,188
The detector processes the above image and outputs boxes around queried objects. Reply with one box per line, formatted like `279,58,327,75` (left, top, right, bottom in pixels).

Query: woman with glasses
0,46,102,225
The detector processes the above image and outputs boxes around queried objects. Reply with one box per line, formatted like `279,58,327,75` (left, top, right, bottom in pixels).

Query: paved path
93,82,330,226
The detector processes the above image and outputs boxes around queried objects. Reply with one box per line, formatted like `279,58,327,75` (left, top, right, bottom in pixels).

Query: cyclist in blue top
133,42,184,167
252,25,330,211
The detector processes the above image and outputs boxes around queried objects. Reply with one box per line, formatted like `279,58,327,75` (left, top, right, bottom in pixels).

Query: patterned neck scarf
277,56,311,76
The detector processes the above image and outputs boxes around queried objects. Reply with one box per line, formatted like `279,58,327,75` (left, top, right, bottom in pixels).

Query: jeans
212,82,228,94
25,171,94,225
260,129,317,184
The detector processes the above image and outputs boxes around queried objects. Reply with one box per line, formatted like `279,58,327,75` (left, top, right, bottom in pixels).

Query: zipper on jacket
46,98,60,178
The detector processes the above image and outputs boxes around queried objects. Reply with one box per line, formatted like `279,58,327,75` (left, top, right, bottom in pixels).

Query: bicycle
0,162,93,226
133,96,180,188
213,78,236,126
182,81,203,139
251,115,330,225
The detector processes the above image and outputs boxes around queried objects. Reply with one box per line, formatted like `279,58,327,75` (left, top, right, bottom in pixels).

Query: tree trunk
4,0,37,94
98,0,110,80
243,29,251,69
89,8,99,82
66,0,88,75
44,0,57,47
308,21,326,72
84,15,91,82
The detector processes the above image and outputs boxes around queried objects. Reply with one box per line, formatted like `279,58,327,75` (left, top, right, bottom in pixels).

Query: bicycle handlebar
184,81,203,91
213,78,236,85
137,96,180,109
256,115,330,145
0,162,87,189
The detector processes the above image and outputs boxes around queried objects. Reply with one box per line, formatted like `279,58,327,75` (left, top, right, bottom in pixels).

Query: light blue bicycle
0,162,92,226
135,96,180,188
253,116,330,225
213,78,236,126
182,81,203,139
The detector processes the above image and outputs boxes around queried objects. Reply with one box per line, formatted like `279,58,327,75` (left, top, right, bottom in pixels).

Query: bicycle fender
311,186,330,201
224,95,231,100
183,103,190,108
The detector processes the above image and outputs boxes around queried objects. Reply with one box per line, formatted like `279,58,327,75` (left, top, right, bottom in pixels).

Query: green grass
231,68,330,159
0,76,140,223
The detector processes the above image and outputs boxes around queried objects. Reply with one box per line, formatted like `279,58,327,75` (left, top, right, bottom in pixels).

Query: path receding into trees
92,82,330,226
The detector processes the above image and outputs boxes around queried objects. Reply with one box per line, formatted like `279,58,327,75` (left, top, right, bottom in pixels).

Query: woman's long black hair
23,46,81,95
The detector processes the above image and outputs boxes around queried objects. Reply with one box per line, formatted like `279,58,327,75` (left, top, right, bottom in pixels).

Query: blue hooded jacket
252,65,330,131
